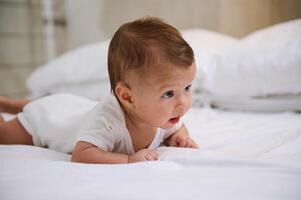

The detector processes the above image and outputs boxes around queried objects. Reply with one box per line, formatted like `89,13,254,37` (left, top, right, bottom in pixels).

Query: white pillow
26,29,238,101
193,93,301,112
202,19,301,98
28,80,111,101
181,29,239,96
27,40,110,99
181,29,239,72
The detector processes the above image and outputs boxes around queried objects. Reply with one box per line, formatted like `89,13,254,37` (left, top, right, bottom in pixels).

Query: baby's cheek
186,98,192,111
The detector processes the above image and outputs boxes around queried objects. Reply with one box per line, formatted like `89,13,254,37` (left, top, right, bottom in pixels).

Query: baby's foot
0,96,29,114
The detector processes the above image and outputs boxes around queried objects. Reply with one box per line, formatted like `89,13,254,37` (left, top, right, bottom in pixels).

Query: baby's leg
0,96,30,114
0,114,5,124
0,117,33,145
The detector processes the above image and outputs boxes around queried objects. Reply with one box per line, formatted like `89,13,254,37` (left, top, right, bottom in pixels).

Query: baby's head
108,17,196,129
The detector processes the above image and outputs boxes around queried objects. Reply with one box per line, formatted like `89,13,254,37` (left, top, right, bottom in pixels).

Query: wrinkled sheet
1,107,301,200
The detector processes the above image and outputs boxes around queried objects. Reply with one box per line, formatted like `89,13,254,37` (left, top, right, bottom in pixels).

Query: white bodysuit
17,93,182,154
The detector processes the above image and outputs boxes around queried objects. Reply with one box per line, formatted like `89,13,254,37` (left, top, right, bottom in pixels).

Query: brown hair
107,17,194,96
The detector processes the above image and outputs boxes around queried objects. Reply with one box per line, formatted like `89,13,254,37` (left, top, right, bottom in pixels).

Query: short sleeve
76,104,115,152
163,119,183,139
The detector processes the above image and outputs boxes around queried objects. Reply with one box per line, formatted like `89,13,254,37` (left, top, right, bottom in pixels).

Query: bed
1,19,301,200
1,107,301,200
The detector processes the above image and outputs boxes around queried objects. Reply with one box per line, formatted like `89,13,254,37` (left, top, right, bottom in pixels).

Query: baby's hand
166,131,199,148
128,149,158,163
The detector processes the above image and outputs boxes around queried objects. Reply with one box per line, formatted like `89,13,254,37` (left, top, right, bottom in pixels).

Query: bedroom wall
65,0,301,50
0,0,66,98
0,0,44,98
0,0,301,98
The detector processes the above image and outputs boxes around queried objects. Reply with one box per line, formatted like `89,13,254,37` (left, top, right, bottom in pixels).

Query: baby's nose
176,97,189,114
176,104,185,115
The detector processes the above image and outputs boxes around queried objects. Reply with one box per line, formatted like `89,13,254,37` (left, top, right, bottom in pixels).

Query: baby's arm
71,141,158,164
164,125,198,148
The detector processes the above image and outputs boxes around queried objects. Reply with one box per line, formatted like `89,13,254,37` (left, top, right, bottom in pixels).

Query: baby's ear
115,82,134,108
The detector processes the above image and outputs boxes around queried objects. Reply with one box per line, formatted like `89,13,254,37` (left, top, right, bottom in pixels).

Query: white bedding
1,107,301,200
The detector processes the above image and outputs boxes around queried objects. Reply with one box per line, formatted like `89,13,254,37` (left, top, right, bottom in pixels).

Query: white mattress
1,107,301,200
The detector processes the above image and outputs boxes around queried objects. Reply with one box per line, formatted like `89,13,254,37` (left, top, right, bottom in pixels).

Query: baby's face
129,62,196,129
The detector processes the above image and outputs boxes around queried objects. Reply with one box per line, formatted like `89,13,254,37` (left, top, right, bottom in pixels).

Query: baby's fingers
186,138,199,148
150,150,159,159
169,136,186,147
176,137,187,147
145,150,158,161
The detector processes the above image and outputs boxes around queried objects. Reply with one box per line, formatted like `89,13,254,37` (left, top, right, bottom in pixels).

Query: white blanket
1,107,301,200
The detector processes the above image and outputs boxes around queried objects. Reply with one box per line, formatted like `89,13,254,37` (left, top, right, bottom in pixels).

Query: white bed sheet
1,107,301,200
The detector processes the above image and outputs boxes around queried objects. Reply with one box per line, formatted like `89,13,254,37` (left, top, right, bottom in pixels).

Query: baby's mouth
169,117,180,124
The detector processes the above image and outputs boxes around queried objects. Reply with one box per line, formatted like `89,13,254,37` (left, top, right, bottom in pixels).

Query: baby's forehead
125,59,195,85
138,62,195,85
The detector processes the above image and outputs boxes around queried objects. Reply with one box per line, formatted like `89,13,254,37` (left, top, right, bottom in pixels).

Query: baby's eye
162,90,174,99
185,84,192,92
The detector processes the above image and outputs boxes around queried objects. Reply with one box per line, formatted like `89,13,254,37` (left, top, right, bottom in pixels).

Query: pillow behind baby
181,29,239,72
26,29,238,101
197,19,301,111
180,29,239,97
27,40,111,100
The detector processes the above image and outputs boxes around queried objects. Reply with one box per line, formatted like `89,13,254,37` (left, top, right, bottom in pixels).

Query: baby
0,17,198,164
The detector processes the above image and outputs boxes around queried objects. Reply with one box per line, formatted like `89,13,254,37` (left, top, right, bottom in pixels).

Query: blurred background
1,0,301,98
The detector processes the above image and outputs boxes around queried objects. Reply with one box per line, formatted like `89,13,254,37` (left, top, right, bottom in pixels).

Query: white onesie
17,93,182,154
